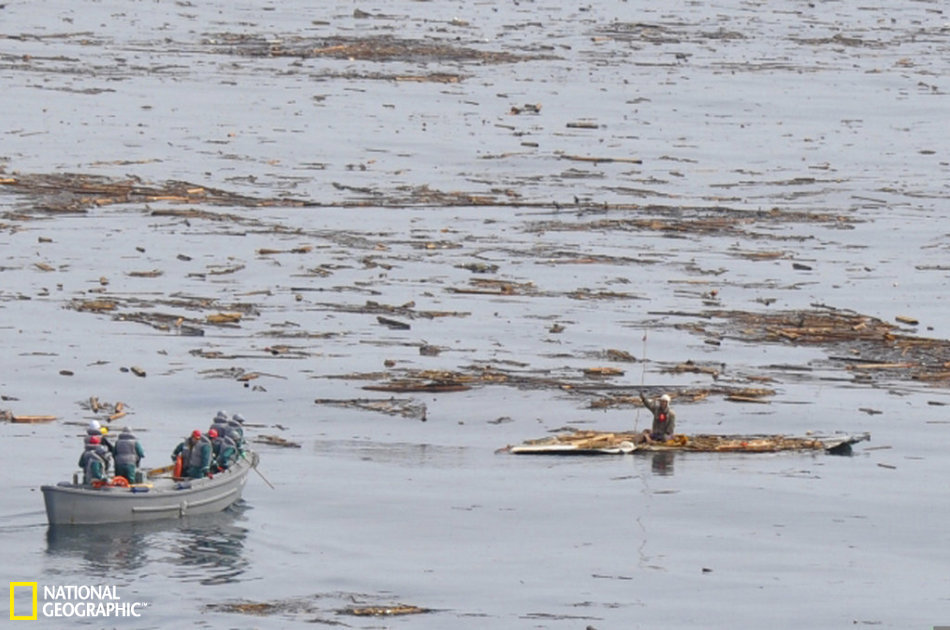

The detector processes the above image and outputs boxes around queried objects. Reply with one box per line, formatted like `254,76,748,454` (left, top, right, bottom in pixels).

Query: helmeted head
88,419,101,432
191,429,202,439
232,413,245,424
208,428,218,439
660,394,671,406
215,410,228,421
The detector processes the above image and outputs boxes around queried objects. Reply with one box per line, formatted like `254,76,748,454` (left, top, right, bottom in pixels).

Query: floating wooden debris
257,245,313,255
207,601,281,616
9,414,57,424
895,315,918,326
377,316,410,330
606,349,636,362
583,367,624,377
76,300,117,312
127,269,163,278
314,397,426,419
502,430,870,455
0,171,313,214
340,604,430,617
557,153,642,164
254,434,301,448
206,312,243,324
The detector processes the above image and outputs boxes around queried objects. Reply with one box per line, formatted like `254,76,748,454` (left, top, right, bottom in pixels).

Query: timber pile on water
503,430,869,454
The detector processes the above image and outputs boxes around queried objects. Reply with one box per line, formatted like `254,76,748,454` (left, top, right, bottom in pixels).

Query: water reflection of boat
46,505,251,585
41,451,259,525
502,432,870,456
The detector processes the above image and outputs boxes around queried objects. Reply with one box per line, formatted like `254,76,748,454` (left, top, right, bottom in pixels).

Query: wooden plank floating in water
501,430,870,455
10,414,58,424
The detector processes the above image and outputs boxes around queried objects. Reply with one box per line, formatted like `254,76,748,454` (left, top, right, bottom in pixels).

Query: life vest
187,436,212,471
115,432,139,466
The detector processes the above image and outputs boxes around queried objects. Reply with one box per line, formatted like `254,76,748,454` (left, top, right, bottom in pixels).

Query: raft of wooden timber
502,430,870,455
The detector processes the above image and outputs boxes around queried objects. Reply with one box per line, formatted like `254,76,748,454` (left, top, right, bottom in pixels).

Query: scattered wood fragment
207,312,243,324
76,300,117,312
340,604,430,617
583,367,624,377
10,414,57,424
314,397,426,419
606,349,636,362
257,245,313,255
377,316,410,330
557,154,642,164
254,434,301,448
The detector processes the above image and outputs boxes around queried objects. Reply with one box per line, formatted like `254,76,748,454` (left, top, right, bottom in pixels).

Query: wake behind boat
41,451,259,526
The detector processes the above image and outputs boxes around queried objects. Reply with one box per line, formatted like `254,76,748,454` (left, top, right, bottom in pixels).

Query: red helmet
208,428,218,438
191,430,202,439
89,435,101,445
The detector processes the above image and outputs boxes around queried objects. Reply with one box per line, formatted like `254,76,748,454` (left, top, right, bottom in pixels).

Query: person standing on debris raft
114,426,145,483
639,392,676,443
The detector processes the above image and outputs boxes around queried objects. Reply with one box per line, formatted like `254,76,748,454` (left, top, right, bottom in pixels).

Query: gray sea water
2,0,949,627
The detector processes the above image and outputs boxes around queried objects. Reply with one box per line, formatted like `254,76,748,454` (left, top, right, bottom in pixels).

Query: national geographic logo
9,583,37,621
9,582,148,621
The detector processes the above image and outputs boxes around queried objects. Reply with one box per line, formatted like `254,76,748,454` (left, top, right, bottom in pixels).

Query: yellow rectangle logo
9,582,37,621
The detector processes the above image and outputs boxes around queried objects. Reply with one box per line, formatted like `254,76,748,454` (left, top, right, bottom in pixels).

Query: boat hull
42,452,258,525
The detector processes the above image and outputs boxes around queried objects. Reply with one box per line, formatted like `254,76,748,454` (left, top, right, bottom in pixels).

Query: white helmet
88,419,101,431
660,394,671,403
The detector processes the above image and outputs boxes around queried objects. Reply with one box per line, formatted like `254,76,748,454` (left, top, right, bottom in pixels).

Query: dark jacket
212,435,238,470
186,436,213,477
640,393,676,440
115,431,145,467
83,449,106,484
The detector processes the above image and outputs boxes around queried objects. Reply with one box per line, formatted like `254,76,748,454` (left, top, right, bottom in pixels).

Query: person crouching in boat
638,392,676,443
114,426,145,483
80,435,108,484
172,430,213,478
209,428,238,472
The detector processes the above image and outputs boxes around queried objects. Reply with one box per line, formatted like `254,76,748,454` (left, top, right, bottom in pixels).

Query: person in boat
209,428,238,472
80,430,112,476
114,426,145,483
638,392,676,443
85,419,115,458
227,413,246,450
81,435,107,485
183,430,213,478
209,410,230,439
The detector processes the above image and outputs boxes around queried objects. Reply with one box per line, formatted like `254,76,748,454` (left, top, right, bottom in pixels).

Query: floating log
11,414,57,424
502,430,870,455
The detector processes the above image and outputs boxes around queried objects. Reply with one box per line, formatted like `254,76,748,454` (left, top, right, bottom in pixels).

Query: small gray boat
41,451,259,525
